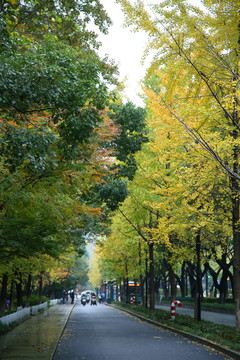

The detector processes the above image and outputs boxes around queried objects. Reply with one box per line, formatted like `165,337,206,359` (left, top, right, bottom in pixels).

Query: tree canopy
96,0,240,331
0,0,120,301
0,1,150,307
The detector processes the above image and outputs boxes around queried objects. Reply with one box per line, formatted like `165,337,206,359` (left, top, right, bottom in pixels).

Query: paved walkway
0,303,74,359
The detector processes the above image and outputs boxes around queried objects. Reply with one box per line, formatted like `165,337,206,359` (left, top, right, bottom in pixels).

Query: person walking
70,291,75,304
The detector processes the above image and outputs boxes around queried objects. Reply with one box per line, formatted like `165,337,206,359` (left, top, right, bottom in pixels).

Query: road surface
156,303,235,327
53,302,233,360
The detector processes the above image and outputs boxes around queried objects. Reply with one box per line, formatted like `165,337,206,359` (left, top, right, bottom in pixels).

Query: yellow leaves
85,206,102,217
97,0,239,281
151,223,172,249
88,250,102,287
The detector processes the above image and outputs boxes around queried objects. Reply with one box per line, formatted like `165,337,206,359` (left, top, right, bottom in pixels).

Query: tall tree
91,101,147,214
0,0,122,278
117,0,240,331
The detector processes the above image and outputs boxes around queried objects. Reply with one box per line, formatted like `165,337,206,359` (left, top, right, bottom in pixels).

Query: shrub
0,322,9,335
27,295,49,306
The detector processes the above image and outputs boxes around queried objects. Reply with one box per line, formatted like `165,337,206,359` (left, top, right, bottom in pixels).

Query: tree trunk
51,283,55,300
231,34,240,329
149,242,155,310
185,270,188,296
219,272,228,304
126,277,130,304
204,262,221,296
25,273,32,307
180,262,186,297
133,278,137,305
162,274,169,299
123,279,126,303
205,272,208,297
175,263,186,298
16,272,23,308
218,256,230,304
9,280,14,310
187,262,196,298
139,241,145,307
145,253,148,308
38,274,43,304
194,231,201,321
140,274,145,307
232,168,240,330
169,263,176,301
0,274,8,315
120,282,123,302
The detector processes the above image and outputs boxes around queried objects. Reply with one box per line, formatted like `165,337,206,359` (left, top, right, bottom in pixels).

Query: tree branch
158,93,240,180
118,208,148,242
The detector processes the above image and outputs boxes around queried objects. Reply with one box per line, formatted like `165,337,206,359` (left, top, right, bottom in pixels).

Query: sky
97,1,148,107
97,0,202,107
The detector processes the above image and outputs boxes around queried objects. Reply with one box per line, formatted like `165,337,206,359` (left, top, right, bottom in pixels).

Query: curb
109,305,240,360
50,303,75,360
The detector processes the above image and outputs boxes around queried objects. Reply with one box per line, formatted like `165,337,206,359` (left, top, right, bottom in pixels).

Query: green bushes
23,295,49,307
0,322,9,335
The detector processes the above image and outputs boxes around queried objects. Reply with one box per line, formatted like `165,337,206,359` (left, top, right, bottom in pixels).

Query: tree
0,0,112,51
0,0,121,250
0,0,125,301
110,101,148,180
88,250,102,289
117,0,240,331
91,101,147,215
140,71,233,317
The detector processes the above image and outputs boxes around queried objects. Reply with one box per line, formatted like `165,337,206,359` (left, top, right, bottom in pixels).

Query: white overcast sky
98,0,148,107
97,0,202,107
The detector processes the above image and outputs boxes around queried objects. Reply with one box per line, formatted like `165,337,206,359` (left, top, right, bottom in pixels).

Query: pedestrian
6,299,10,309
62,290,66,304
70,291,75,304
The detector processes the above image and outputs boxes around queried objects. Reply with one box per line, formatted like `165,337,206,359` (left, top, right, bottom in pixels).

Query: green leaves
0,124,57,174
109,101,148,180
96,178,129,211
111,102,147,161
0,0,119,273
0,0,112,49
0,38,107,112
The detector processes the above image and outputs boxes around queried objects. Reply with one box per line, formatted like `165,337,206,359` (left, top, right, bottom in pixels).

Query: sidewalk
0,302,74,360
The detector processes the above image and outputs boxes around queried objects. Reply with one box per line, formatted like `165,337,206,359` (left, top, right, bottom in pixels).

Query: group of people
81,293,105,304
98,294,104,303
62,290,105,305
62,290,75,304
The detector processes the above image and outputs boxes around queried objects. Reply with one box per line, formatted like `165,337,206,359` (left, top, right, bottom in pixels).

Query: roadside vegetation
94,0,240,334
0,0,146,315
2,0,240,340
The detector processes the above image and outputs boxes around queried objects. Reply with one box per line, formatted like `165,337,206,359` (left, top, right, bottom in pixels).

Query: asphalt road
156,304,235,327
52,302,233,360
